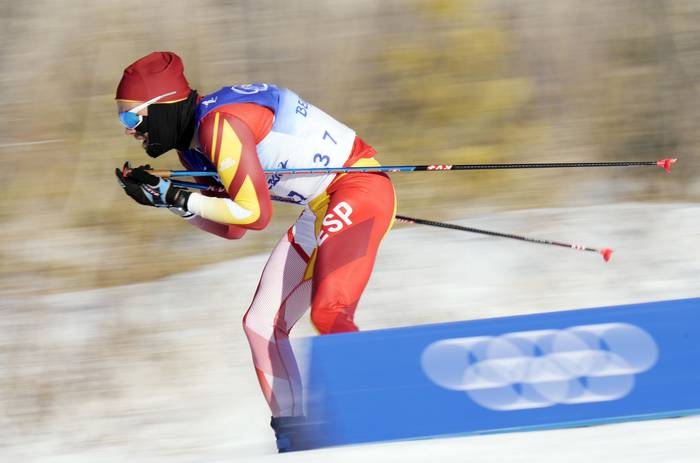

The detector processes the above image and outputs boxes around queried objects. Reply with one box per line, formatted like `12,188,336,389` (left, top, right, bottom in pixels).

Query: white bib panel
257,89,355,205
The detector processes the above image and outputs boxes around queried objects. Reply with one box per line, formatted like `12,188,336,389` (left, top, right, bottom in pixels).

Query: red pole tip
600,248,614,262
121,161,132,177
656,158,677,173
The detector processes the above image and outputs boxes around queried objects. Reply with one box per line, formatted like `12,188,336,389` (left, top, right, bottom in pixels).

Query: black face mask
134,116,148,134
144,90,198,158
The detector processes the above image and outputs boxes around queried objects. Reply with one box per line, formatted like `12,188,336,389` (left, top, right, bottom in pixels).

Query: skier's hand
115,162,190,210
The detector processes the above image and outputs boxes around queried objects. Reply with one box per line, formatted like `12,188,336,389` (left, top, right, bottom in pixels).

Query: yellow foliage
443,145,502,163
366,0,546,218
473,79,533,113
419,0,477,21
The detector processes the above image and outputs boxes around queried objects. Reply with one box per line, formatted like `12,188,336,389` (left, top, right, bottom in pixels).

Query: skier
114,51,396,451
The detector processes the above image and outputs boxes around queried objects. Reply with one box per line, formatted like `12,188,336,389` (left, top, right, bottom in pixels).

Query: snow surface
2,203,699,462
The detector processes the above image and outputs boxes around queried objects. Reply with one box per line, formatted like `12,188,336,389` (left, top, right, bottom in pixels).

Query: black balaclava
144,90,199,158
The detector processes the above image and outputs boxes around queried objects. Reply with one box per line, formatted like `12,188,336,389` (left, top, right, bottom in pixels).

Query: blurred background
1,0,699,461
1,0,698,294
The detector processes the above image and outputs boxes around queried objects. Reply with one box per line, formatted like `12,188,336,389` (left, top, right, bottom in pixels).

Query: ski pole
150,158,676,178
395,216,613,262
170,179,613,262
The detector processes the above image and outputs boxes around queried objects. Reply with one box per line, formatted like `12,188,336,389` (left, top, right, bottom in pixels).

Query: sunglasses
118,90,177,129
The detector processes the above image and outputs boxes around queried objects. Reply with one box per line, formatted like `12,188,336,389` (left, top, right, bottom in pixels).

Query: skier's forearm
186,191,268,230
183,212,247,239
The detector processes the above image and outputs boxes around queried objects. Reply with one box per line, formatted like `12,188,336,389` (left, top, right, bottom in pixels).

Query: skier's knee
310,306,358,334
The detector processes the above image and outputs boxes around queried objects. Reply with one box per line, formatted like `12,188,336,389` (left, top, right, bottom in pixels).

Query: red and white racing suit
179,93,396,417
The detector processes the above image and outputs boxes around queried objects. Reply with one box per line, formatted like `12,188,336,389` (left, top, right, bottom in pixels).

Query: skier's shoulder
199,105,273,145
198,83,281,112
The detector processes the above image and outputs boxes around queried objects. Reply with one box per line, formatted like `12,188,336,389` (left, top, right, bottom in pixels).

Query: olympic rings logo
420,323,658,411
231,83,269,95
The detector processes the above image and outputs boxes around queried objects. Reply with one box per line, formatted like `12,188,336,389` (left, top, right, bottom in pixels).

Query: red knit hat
116,51,191,102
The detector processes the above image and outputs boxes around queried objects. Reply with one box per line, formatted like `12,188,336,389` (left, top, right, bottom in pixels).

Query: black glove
115,162,190,211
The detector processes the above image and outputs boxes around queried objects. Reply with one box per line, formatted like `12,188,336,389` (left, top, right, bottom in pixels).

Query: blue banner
301,298,700,448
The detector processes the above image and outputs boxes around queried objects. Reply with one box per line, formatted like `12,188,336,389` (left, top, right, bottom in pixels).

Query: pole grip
146,170,175,178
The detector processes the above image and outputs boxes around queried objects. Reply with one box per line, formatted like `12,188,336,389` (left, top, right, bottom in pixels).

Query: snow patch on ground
1,203,699,462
